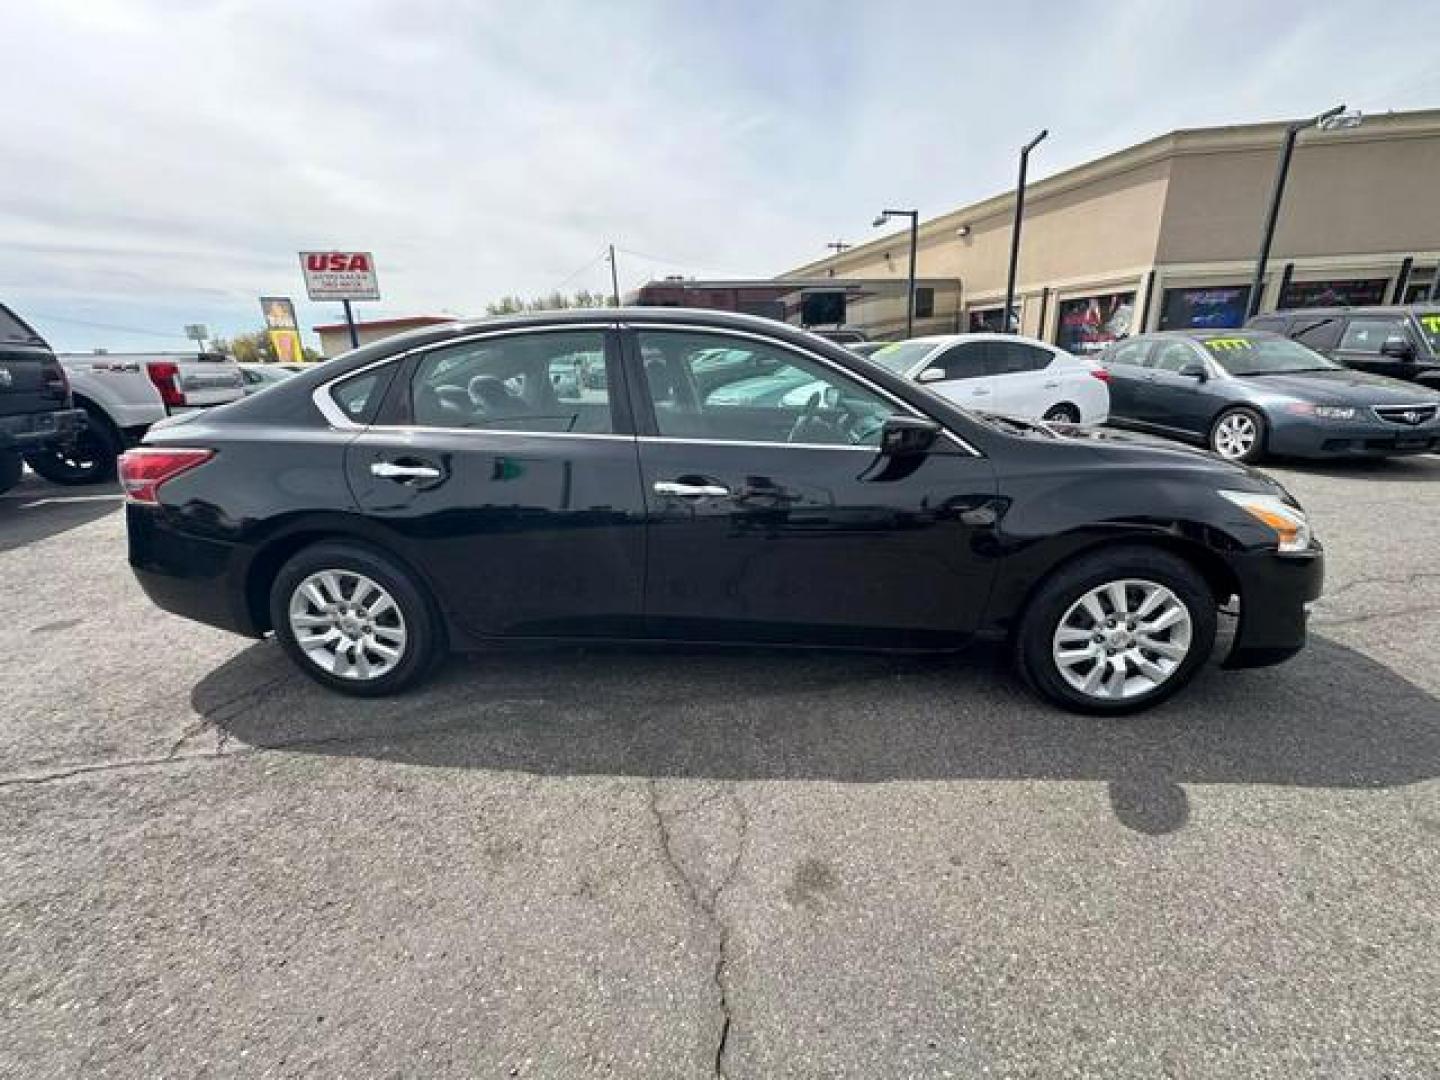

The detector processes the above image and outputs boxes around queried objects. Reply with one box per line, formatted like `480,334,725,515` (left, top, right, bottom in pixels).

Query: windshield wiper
976,411,1056,437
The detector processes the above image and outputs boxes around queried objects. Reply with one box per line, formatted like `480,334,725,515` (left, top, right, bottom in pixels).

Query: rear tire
1014,545,1217,715
269,541,444,696
1208,406,1266,464
1042,403,1081,424
0,450,21,495
24,416,120,485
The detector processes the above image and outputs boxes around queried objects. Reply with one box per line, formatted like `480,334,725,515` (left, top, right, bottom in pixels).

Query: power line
546,249,611,294
26,312,189,340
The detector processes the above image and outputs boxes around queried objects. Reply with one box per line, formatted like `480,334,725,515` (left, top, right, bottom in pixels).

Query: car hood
1238,369,1440,406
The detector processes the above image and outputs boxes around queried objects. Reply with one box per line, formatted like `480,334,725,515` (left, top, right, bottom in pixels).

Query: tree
484,290,616,316
213,331,320,363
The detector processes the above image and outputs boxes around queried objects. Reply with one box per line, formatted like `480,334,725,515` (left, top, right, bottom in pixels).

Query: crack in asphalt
1312,601,1440,629
647,782,749,1079
1317,570,1440,603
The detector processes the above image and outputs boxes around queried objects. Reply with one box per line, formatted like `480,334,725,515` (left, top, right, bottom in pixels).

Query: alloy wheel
1212,412,1258,460
1051,578,1193,700
287,570,408,681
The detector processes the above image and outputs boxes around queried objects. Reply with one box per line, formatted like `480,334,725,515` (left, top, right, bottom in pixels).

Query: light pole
1246,105,1359,319
1003,129,1047,335
873,209,919,338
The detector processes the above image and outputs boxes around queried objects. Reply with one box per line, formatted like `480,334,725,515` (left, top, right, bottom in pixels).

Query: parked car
848,341,889,359
866,333,1110,424
239,363,297,394
121,309,1323,714
812,327,869,345
1100,329,1440,463
1246,305,1440,388
0,304,86,495
24,350,245,484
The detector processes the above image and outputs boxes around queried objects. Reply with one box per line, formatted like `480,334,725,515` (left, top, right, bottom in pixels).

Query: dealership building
782,108,1440,351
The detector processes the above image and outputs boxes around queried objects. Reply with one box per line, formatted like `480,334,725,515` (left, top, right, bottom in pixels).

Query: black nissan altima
120,309,1323,714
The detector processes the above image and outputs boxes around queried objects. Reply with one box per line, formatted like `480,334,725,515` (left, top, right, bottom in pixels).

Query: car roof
1131,329,1282,342
1258,304,1440,318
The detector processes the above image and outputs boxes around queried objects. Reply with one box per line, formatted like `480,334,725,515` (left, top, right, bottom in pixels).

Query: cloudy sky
5,0,1438,352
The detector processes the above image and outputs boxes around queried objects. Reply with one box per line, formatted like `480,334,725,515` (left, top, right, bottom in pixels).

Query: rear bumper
1223,545,1325,669
0,407,86,451
126,505,262,637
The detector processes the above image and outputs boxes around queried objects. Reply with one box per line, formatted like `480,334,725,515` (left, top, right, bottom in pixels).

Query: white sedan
864,333,1111,424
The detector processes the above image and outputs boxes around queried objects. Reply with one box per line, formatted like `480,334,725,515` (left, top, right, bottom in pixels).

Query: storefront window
967,305,1018,333
1278,278,1387,309
1056,291,1135,355
1404,281,1436,304
1159,285,1251,330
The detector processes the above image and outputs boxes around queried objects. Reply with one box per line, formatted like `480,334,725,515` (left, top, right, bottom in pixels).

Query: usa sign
299,251,380,301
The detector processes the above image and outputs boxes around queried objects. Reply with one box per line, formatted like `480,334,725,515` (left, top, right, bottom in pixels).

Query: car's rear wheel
1015,546,1217,715
1042,403,1081,424
269,541,444,696
1209,406,1266,463
23,419,120,484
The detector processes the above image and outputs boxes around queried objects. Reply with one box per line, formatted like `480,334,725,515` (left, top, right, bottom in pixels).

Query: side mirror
1179,362,1208,380
916,367,946,383
879,415,941,458
1380,338,1415,360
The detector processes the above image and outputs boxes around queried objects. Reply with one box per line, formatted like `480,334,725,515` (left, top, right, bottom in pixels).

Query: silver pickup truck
25,350,245,484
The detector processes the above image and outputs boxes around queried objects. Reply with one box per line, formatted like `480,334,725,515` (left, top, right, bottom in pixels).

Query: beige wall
785,110,1440,341
1157,128,1440,263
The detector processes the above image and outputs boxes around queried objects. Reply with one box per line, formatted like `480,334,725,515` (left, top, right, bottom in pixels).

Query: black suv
0,303,86,495
1246,305,1440,388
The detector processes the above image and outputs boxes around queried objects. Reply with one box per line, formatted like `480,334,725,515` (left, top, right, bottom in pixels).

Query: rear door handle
654,481,730,497
372,461,443,481
1044,380,1060,389
971,388,991,396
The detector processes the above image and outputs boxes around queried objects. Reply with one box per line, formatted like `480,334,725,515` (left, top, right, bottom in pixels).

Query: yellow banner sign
268,329,305,363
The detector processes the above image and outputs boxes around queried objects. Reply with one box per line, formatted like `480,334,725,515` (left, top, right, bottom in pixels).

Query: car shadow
0,475,121,554
198,633,1438,835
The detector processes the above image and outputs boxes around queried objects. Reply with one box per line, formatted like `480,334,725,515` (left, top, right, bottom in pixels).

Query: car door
1332,316,1420,379
625,324,999,647
985,339,1056,417
341,324,648,639
1142,338,1216,435
917,341,999,410
1098,338,1153,421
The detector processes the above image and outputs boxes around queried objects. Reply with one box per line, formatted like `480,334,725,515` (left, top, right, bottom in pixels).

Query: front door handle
371,461,443,481
971,388,991,396
654,480,730,498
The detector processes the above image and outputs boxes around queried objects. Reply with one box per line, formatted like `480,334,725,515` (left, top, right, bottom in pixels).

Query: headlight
1219,490,1312,552
1284,403,1356,420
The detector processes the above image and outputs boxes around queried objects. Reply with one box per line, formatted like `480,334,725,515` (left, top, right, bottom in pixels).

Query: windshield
866,341,935,375
1200,335,1342,375
1416,311,1440,353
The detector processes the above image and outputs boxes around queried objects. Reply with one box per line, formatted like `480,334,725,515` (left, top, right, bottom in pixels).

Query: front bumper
0,407,86,451
1222,545,1325,669
1267,415,1440,458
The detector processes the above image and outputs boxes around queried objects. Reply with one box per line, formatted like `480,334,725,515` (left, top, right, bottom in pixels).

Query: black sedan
1100,330,1440,463
120,309,1323,714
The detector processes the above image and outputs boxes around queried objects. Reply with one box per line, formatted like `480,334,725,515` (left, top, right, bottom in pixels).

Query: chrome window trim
625,322,981,456
638,435,877,453
312,323,619,433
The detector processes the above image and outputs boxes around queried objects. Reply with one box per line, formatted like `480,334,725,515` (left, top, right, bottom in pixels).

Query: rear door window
1103,339,1151,369
410,330,614,433
1150,340,1200,373
989,341,1053,375
1290,318,1342,351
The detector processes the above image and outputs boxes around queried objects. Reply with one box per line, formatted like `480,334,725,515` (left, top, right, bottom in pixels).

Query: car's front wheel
1015,546,1217,715
1209,406,1267,463
269,541,444,696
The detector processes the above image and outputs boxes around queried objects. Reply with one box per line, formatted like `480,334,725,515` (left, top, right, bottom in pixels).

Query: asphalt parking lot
2,455,1437,1078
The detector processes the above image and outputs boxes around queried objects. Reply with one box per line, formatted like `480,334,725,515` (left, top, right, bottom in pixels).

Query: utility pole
872,210,920,338
1003,129,1048,335
608,244,620,307
1247,104,1351,319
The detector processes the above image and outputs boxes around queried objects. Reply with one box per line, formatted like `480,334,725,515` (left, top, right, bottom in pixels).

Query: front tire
24,417,120,484
269,541,444,696
1209,406,1266,463
1015,546,1217,715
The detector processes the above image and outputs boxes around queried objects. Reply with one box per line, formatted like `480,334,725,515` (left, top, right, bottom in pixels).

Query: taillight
42,359,70,398
118,448,214,504
146,361,185,408
1089,367,1112,382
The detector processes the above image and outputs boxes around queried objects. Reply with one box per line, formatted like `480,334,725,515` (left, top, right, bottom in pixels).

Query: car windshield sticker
1205,337,1254,351
1420,315,1440,333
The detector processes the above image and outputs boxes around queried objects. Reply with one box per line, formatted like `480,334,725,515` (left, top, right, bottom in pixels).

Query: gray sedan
1099,330,1440,463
